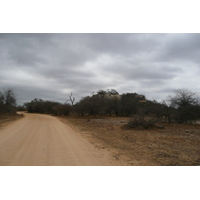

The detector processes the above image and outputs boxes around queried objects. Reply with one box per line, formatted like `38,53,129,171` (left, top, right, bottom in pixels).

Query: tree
86,95,106,117
52,104,72,116
0,88,16,114
74,95,107,117
97,90,107,98
120,93,139,116
105,97,120,116
168,89,199,123
25,98,72,116
159,100,175,124
0,93,4,114
66,92,76,106
107,89,119,95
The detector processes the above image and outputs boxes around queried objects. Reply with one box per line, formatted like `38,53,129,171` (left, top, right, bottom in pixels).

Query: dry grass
59,115,200,166
0,113,24,129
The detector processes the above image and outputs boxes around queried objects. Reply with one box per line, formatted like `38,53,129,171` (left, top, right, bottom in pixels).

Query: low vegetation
1,88,200,125
22,88,200,125
62,116,200,166
124,115,164,130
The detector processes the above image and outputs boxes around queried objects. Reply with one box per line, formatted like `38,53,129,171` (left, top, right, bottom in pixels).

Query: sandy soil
61,116,200,166
0,113,127,166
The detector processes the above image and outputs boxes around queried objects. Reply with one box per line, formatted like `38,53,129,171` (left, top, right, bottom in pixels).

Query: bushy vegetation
125,116,157,129
73,89,200,124
1,87,199,123
24,98,72,116
74,90,146,117
168,89,200,123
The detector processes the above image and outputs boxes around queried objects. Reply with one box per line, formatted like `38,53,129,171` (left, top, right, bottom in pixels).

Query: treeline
24,98,72,116
2,88,199,124
23,88,200,124
73,89,200,123
74,90,147,117
73,89,200,124
24,89,149,117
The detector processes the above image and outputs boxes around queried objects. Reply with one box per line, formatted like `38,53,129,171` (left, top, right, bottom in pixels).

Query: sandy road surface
0,113,125,166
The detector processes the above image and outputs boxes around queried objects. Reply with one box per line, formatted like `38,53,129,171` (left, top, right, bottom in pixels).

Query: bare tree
168,89,199,123
66,92,75,106
169,89,198,108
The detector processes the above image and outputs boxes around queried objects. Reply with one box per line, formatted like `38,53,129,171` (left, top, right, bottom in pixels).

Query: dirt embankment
0,113,24,129
60,116,200,166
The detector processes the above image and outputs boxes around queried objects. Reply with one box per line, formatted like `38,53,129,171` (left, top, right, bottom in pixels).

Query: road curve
0,113,123,166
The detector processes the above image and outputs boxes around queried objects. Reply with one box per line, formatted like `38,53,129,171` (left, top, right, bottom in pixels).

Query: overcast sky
0,33,200,105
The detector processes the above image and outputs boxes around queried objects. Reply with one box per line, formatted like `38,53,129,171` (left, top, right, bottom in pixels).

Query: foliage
25,98,72,116
7,87,200,123
0,89,16,114
73,88,200,124
120,93,140,116
74,90,147,117
168,89,200,123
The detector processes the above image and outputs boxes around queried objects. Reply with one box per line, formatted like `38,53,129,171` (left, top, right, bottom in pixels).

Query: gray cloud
155,33,200,63
0,33,199,105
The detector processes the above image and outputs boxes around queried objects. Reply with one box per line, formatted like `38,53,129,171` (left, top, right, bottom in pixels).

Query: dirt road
0,113,125,166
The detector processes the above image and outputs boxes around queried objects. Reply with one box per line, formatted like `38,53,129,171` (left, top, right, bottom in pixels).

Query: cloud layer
0,33,199,105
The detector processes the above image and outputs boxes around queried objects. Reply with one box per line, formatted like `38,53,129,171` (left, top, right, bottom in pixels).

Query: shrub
124,115,163,130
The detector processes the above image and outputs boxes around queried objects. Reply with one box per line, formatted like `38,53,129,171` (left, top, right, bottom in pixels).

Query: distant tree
89,89,120,116
168,89,200,123
25,98,72,116
107,89,119,95
4,89,16,108
52,104,72,116
16,105,27,111
105,97,120,116
120,93,139,116
74,96,91,116
74,95,106,117
86,95,106,117
0,88,16,114
97,90,107,98
66,92,76,106
140,99,174,123
0,91,4,113
96,89,119,98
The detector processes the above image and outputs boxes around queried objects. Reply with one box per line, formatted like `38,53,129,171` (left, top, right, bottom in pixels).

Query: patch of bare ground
58,116,200,166
0,112,24,129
